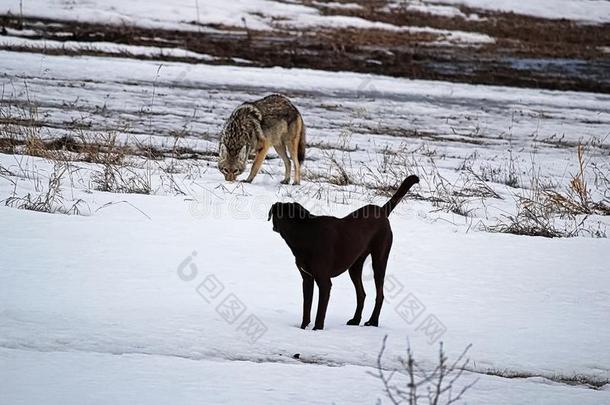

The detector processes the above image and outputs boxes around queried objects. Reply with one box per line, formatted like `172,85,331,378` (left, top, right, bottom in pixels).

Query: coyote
218,94,306,184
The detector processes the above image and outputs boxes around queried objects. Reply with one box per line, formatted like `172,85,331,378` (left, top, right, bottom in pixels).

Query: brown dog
268,175,419,330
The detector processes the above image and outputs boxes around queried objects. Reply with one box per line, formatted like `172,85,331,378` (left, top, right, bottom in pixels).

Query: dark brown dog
268,175,419,330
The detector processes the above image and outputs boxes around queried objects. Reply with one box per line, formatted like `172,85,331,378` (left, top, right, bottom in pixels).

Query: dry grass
543,145,610,217
1,89,607,237
327,154,352,186
3,162,86,214
0,97,210,198
0,93,48,158
360,143,502,217
487,145,609,238
86,133,153,194
487,197,575,238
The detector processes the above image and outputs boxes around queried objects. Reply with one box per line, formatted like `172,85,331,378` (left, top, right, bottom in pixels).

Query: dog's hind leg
299,269,314,329
365,235,393,327
313,277,332,330
347,256,367,326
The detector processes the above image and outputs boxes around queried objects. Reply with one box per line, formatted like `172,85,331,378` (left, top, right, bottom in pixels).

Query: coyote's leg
288,134,301,185
274,143,291,184
244,140,271,183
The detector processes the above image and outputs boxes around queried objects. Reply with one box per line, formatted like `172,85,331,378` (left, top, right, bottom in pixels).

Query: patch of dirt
318,0,610,58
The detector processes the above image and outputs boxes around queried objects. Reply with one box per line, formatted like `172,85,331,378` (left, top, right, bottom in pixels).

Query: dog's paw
300,321,310,329
312,324,324,330
364,320,378,327
241,178,253,184
346,318,360,326
280,179,290,185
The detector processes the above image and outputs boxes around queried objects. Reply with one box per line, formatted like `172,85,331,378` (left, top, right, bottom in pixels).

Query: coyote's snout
218,94,306,184
218,143,247,182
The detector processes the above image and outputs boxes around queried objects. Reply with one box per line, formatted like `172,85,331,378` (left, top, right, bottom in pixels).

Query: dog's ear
267,203,276,221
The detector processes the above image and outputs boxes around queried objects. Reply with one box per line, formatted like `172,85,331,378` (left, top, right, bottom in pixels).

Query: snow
5,348,609,405
4,50,608,116
0,0,291,31
1,1,610,401
0,0,374,31
1,51,608,229
3,348,608,405
0,35,220,61
386,1,469,19
1,51,610,397
423,0,610,23
0,0,495,45
0,156,609,402
1,0,607,32
311,1,364,11
1,50,609,222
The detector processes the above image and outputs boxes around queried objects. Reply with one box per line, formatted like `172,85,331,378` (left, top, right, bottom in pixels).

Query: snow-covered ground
0,35,224,61
4,348,607,405
0,155,609,403
2,50,609,205
0,156,609,403
1,48,609,403
424,0,610,23
0,0,498,47
1,0,608,35
1,1,610,403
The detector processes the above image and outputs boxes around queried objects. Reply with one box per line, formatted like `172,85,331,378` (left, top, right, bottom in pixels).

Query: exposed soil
1,0,609,93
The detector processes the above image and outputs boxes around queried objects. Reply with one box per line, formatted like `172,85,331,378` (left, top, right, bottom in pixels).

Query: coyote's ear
219,143,228,159
238,145,248,161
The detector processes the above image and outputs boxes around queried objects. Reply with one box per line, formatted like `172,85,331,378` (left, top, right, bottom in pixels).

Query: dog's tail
383,175,419,216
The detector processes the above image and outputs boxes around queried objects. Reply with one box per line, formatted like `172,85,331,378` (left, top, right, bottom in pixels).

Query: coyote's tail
297,116,306,163
383,175,419,216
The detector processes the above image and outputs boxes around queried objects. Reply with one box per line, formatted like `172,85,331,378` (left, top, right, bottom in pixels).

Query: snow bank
423,0,610,23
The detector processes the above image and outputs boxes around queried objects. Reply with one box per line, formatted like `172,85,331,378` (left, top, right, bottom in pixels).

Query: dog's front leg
300,270,314,329
313,277,332,330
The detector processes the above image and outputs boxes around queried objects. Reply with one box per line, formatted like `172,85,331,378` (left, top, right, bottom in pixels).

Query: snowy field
1,1,610,404
2,0,610,30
